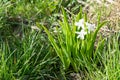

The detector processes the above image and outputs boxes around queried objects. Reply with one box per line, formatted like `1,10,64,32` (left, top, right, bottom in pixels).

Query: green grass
0,30,59,80
87,33,120,80
0,0,120,80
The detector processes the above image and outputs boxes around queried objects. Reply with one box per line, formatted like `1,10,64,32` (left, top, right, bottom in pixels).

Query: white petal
75,30,87,40
86,23,96,33
75,19,85,30
79,19,84,23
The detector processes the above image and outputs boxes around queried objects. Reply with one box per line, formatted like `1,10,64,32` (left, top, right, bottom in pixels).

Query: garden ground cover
0,0,120,80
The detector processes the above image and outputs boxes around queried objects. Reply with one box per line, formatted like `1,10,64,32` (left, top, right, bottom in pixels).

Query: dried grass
77,0,120,49
78,0,120,38
87,0,120,30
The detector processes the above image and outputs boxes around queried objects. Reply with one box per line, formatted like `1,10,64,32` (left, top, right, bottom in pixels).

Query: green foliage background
0,0,119,80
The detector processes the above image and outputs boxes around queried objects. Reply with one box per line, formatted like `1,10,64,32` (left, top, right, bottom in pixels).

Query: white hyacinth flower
75,30,87,40
75,19,85,30
86,22,96,33
75,18,96,40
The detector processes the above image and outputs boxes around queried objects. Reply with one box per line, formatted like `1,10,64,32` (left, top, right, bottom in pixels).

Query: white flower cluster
75,19,96,40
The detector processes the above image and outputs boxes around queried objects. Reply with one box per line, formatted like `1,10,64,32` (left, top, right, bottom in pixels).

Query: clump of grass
0,29,59,80
87,33,120,80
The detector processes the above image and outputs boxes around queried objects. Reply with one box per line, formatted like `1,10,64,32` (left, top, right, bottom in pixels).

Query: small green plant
39,7,107,72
